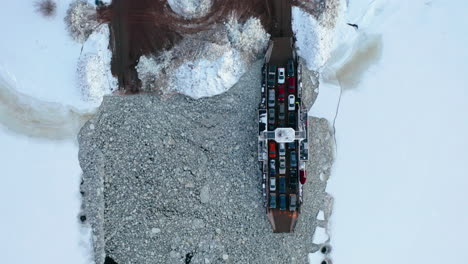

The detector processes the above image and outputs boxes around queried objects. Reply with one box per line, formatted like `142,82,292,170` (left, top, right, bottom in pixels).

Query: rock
200,185,210,204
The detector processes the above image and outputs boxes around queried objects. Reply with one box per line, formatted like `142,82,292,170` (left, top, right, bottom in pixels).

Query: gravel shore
78,60,335,264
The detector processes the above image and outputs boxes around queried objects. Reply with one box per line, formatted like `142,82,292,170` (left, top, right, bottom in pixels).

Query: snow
312,226,329,245
77,25,117,104
292,1,345,71
0,0,114,111
170,49,245,99
167,0,212,19
225,17,270,57
0,128,94,264
0,1,111,263
0,72,93,139
137,17,269,99
307,0,468,263
307,76,341,122
317,210,325,221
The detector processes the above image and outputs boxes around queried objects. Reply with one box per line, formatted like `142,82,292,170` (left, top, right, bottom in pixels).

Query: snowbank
77,25,117,104
170,49,245,98
137,17,269,99
167,0,213,19
0,70,94,140
292,1,344,71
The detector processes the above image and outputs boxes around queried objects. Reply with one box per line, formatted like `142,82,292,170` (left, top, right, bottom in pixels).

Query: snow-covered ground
292,5,341,71
0,128,94,264
137,16,269,99
167,0,213,19
307,0,468,263
0,0,114,111
0,1,111,263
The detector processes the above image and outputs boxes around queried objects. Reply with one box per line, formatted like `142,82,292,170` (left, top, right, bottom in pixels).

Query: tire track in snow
0,74,95,140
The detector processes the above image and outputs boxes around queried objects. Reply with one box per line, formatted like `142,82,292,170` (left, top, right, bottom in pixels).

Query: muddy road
99,0,306,93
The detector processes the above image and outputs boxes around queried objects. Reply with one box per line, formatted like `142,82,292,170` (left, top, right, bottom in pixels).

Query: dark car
288,112,296,127
278,84,286,101
290,151,297,167
269,193,277,208
279,194,287,211
268,89,275,107
288,77,296,93
289,194,297,211
278,104,285,120
268,109,275,125
287,142,296,150
287,59,295,77
279,176,286,193
268,65,277,87
289,175,298,190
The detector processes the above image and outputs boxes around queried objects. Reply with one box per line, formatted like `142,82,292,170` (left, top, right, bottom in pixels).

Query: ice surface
309,0,468,263
0,128,94,264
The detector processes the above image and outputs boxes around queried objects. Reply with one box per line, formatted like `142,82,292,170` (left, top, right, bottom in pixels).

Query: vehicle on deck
279,194,286,210
288,77,296,93
289,174,298,190
279,157,286,174
269,193,277,208
270,177,276,191
269,159,276,176
290,151,297,167
288,112,296,127
259,111,267,132
278,103,285,120
278,84,286,101
288,95,295,110
268,109,275,125
278,67,285,84
268,65,277,87
268,141,276,158
279,143,286,156
287,59,295,77
289,194,297,211
288,142,295,149
279,176,286,193
268,89,276,107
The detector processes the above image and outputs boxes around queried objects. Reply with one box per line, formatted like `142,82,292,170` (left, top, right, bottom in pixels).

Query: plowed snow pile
167,0,213,19
292,1,343,71
137,17,269,99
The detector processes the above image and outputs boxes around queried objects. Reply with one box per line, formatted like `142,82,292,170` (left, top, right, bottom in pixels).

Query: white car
288,94,295,111
279,157,286,174
279,143,286,156
270,177,276,191
278,67,285,84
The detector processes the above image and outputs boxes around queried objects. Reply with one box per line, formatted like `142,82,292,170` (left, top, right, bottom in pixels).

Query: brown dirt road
98,0,284,93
